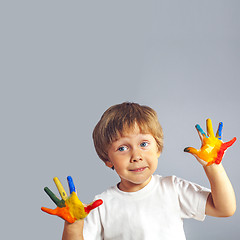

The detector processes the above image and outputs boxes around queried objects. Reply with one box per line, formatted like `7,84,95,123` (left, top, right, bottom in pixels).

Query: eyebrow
114,134,153,143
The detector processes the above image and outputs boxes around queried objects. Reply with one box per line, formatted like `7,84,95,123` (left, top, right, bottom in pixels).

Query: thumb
184,147,207,166
84,199,103,214
223,137,237,150
184,147,199,155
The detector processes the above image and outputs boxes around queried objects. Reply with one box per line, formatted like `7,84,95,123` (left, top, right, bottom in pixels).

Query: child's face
107,125,161,192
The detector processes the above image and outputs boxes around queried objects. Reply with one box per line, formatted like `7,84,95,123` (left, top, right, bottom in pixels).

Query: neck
118,176,152,192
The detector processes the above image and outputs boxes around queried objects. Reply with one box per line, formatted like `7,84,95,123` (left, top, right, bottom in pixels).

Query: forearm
62,220,84,240
204,163,236,217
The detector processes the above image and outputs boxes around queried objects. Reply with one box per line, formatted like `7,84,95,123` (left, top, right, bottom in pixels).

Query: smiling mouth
129,167,147,172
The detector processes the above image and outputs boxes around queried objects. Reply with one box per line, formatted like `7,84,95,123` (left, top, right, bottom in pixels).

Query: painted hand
184,119,236,166
41,176,103,223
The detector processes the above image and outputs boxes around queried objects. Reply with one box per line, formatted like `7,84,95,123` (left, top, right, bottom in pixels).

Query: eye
140,141,149,147
118,146,128,152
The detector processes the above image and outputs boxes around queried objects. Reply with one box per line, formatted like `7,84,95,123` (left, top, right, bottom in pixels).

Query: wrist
62,220,84,240
203,162,223,171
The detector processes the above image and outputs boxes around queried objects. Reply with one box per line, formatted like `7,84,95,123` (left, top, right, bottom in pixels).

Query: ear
105,160,114,168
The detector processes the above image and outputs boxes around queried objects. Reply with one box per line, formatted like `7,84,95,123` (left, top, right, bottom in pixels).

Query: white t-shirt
83,175,210,240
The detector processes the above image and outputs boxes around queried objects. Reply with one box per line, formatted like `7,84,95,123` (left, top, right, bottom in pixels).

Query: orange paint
184,119,236,166
41,176,103,223
41,205,76,223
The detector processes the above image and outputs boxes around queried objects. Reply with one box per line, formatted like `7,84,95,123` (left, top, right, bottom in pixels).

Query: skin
106,125,161,192
204,163,236,217
60,119,236,240
184,119,236,217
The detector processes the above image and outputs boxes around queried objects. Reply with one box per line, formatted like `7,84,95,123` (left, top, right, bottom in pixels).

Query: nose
130,148,143,163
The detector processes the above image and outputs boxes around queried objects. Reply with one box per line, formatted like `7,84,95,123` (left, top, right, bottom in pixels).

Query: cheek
147,151,159,166
149,156,158,165
113,157,129,172
114,158,126,168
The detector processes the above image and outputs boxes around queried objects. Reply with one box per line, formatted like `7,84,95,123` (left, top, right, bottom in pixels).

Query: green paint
44,187,66,208
183,147,190,152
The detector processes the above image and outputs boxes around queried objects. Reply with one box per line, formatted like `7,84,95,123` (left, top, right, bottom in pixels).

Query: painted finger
222,137,237,150
84,199,103,214
184,147,199,155
41,206,76,223
216,122,223,140
53,177,68,201
206,119,215,137
44,187,66,208
195,124,207,138
195,125,204,141
67,176,76,194
41,206,58,215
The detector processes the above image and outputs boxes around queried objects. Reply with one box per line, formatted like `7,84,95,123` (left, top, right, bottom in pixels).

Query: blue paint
195,124,208,137
67,176,76,194
217,122,223,140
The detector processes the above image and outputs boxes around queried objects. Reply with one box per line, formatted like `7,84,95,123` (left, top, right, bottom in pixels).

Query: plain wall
1,1,239,239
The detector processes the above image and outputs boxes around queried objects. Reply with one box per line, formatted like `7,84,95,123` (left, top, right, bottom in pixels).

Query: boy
43,102,236,240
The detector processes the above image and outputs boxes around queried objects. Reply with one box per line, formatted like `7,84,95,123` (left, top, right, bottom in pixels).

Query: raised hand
41,176,103,223
184,119,236,166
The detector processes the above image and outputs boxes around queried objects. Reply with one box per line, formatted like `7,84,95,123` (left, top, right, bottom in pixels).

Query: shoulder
152,174,209,193
152,174,181,182
93,185,118,203
152,174,182,188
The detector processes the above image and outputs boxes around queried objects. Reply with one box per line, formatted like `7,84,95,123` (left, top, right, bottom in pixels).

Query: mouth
129,167,147,172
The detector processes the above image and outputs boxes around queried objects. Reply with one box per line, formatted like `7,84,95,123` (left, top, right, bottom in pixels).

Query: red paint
84,199,103,214
215,137,237,165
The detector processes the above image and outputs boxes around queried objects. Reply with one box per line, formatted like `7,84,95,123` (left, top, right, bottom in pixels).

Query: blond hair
92,102,164,164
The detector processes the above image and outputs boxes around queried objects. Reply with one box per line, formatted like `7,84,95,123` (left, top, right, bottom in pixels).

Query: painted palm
184,119,236,166
41,176,103,223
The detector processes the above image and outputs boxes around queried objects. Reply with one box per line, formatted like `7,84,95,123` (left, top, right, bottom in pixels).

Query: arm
184,119,236,217
204,163,236,217
62,220,84,240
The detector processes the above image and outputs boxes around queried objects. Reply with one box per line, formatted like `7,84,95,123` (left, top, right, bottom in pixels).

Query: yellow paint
184,118,236,166
53,177,68,201
65,192,88,219
206,119,215,137
198,135,223,165
42,176,103,223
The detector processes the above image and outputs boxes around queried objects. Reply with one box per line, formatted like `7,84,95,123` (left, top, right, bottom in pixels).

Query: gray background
1,1,239,239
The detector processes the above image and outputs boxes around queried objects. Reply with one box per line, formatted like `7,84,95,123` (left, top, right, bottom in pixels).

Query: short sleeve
83,202,103,240
173,176,210,221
